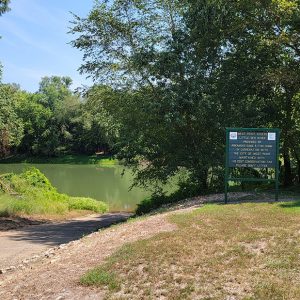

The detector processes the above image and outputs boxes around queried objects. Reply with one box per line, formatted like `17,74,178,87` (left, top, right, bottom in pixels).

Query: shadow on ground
6,213,131,246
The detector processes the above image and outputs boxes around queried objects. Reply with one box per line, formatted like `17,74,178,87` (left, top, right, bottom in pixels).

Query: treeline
0,76,112,157
2,0,300,195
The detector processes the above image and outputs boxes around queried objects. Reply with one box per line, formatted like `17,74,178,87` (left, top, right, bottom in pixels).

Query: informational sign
224,128,280,204
228,131,277,168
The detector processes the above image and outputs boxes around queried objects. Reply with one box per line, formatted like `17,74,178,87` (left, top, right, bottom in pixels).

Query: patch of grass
80,268,120,291
0,193,15,217
97,158,118,167
81,201,300,299
0,168,108,217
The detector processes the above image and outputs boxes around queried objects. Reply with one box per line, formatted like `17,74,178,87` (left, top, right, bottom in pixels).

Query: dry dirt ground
0,192,297,299
0,212,177,300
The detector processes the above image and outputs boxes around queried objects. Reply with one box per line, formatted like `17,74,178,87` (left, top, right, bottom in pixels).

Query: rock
17,264,25,269
50,259,58,264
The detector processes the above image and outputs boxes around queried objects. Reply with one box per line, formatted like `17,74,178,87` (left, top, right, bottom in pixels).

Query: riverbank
0,158,149,213
0,154,118,166
0,168,108,220
1,197,300,299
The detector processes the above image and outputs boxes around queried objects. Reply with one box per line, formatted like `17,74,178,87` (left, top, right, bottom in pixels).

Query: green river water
0,164,153,212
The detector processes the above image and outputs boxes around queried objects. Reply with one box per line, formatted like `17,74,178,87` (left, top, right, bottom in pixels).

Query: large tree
71,0,300,191
36,76,80,156
70,0,224,192
186,0,300,185
0,84,23,157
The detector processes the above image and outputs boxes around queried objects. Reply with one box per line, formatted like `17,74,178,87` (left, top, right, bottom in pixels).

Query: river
0,164,152,212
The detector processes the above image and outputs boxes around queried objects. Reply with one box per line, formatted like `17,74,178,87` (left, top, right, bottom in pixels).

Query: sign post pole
275,130,280,202
225,128,280,204
225,129,229,204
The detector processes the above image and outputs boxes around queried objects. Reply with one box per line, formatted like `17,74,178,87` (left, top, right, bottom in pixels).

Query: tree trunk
200,168,209,191
297,160,300,184
283,149,293,187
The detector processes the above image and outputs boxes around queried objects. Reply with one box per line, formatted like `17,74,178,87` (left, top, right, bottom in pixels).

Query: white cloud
0,18,58,56
10,0,66,30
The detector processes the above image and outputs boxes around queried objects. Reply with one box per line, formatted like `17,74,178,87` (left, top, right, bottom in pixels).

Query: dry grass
82,201,300,299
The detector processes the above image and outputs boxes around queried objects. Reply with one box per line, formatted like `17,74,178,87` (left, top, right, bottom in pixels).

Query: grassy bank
81,201,300,299
0,154,118,166
0,168,108,218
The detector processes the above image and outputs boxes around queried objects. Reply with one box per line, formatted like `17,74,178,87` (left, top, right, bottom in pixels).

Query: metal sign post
225,128,280,204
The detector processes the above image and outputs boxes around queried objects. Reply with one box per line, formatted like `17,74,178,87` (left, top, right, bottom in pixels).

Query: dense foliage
69,0,300,193
0,76,112,157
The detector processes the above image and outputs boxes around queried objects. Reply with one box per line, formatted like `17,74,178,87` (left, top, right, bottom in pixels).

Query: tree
0,0,9,17
186,0,300,186
70,0,186,88
0,0,10,79
73,85,117,154
38,76,73,110
16,92,52,155
70,1,223,192
71,0,300,192
31,76,80,156
0,84,23,157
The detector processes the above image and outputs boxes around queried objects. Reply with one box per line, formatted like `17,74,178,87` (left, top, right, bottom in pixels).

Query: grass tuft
80,268,120,291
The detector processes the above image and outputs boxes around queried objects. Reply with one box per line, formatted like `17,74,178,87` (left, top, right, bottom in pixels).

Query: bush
136,180,209,215
67,197,108,213
0,167,108,217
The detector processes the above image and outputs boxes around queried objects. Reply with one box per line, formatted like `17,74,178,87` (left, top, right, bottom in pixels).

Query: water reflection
0,164,149,212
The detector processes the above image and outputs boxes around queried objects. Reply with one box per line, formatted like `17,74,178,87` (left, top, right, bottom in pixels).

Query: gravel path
0,212,177,300
0,213,130,270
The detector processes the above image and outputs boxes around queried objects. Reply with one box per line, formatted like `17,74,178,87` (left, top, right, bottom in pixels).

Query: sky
0,0,95,92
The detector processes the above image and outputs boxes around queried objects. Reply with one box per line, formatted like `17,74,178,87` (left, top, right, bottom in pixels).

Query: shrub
67,197,108,213
0,167,108,216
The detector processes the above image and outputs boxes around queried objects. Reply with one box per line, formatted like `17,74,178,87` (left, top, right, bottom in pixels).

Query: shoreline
0,154,118,166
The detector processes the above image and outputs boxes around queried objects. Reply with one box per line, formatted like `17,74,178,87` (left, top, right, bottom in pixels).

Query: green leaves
0,84,24,157
70,0,185,88
0,0,10,17
65,0,300,190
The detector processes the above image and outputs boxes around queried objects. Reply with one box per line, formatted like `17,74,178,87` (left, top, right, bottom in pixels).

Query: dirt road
0,213,130,270
0,212,177,300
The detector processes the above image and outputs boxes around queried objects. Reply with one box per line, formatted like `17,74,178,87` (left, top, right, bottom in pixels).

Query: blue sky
0,0,95,92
